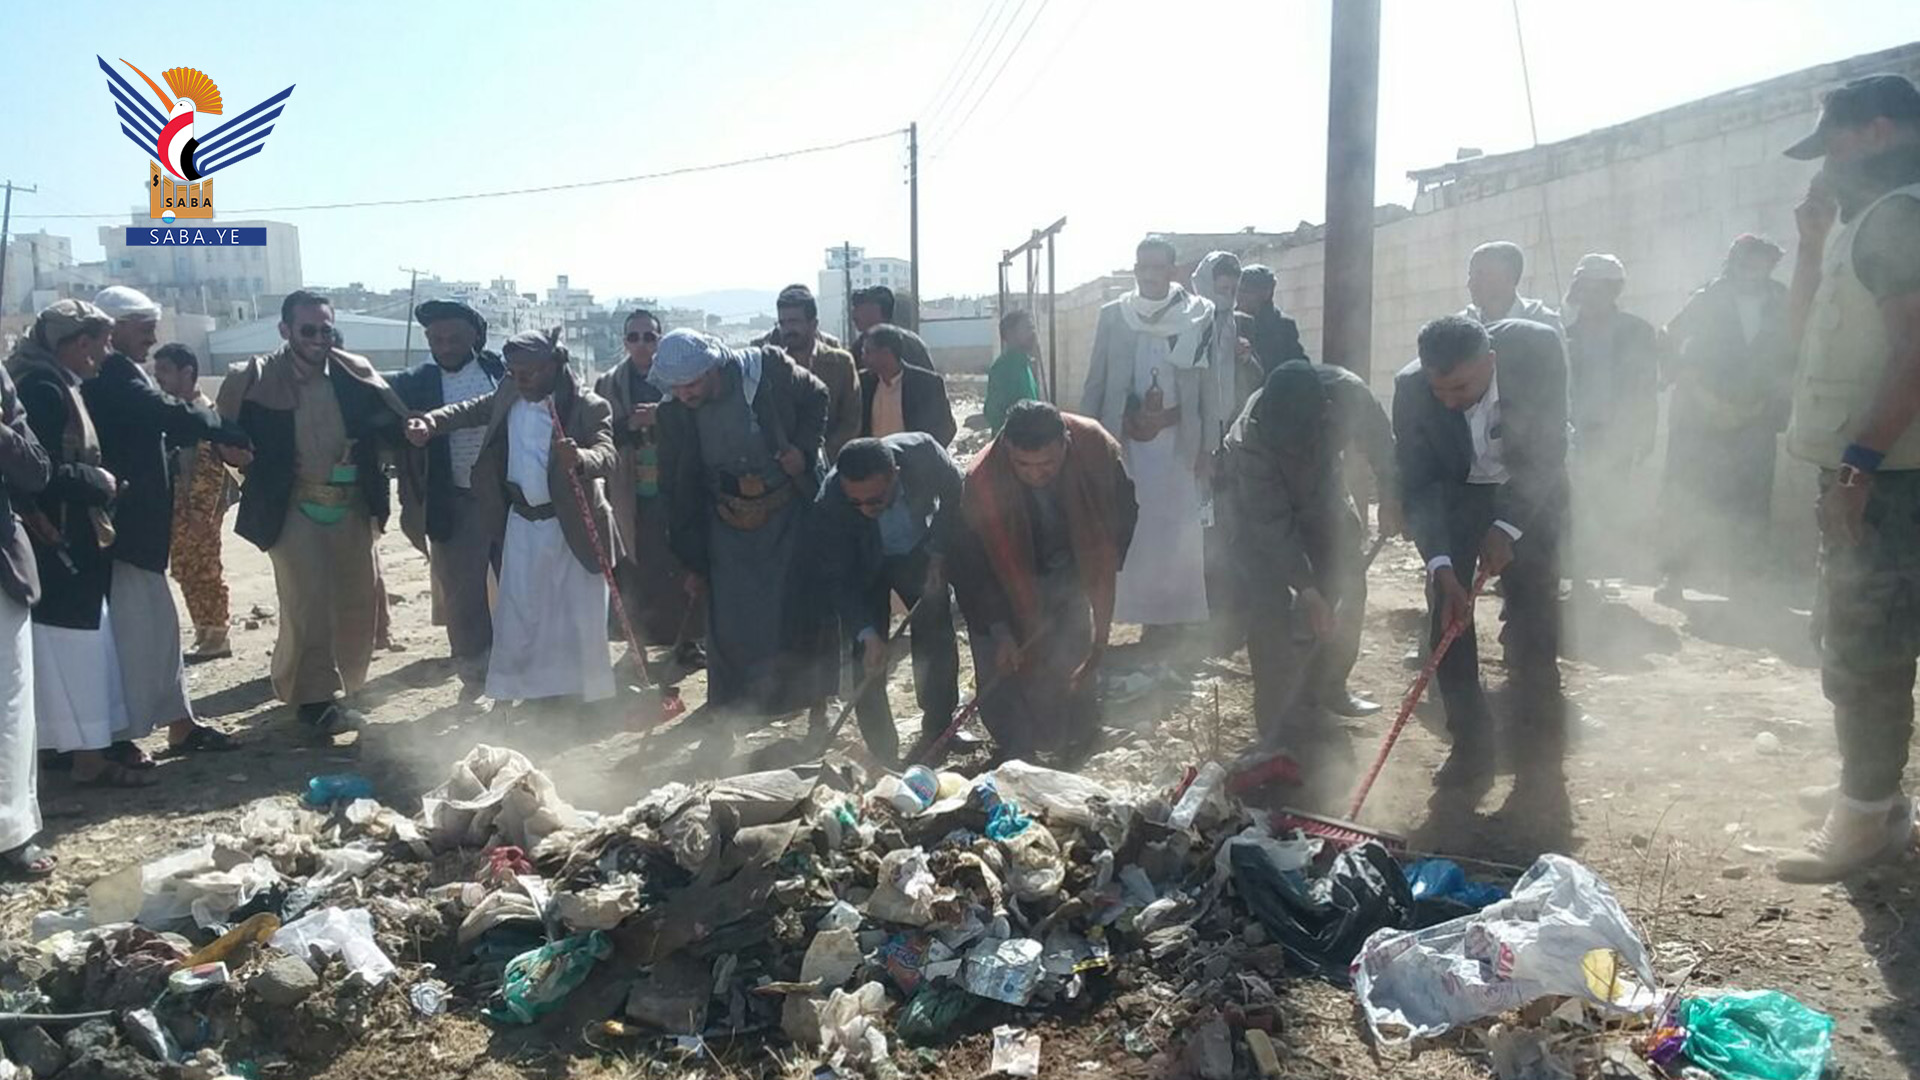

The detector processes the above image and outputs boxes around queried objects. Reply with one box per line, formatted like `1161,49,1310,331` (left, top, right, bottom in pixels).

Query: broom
808,596,926,751
546,399,683,723
1274,566,1490,850
910,623,1049,766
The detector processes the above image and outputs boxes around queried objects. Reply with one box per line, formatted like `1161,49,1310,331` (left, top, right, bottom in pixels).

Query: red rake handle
1344,569,1489,820
913,624,1048,767
545,399,666,707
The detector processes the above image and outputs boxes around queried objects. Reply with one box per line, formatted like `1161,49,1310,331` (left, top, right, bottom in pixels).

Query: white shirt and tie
1428,369,1524,577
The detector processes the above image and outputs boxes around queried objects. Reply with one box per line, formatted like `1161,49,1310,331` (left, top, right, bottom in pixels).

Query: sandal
105,741,157,771
0,842,56,878
37,750,73,773
76,762,159,789
162,725,241,756
308,703,366,738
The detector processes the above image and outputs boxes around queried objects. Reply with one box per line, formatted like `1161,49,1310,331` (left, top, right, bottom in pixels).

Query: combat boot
1776,797,1915,884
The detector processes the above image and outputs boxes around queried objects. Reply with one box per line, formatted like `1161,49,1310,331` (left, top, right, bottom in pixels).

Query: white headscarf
93,285,161,322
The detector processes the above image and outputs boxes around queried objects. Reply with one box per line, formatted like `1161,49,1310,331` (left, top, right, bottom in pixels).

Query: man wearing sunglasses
596,309,704,676
391,300,504,699
814,434,963,766
217,290,412,737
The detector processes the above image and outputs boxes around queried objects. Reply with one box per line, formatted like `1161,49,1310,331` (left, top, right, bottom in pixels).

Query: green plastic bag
896,986,976,1047
1679,990,1834,1080
489,931,613,1025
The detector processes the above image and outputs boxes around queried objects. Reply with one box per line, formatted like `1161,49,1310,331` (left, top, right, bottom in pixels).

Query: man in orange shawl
953,400,1137,761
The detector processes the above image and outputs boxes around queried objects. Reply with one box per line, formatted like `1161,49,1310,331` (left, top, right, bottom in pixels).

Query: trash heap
0,744,1837,1080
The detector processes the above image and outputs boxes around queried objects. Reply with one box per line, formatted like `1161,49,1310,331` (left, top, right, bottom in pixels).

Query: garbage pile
0,744,1837,1079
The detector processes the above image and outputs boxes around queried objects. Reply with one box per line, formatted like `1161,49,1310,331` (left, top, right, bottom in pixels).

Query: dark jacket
1392,319,1569,564
1227,363,1395,596
1663,277,1794,432
860,364,957,447
84,352,249,573
851,326,936,373
13,360,117,629
814,432,963,635
424,367,619,574
656,345,830,578
391,350,505,545
1248,304,1310,377
1564,310,1658,454
219,348,407,552
0,365,50,607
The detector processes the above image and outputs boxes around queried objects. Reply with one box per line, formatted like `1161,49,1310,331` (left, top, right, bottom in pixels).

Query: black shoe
1324,691,1382,718
673,642,707,672
1433,745,1495,794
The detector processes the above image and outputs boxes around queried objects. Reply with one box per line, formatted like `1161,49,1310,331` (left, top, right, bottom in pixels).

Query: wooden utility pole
841,241,855,345
399,266,430,365
908,122,920,331
0,181,38,318
1323,0,1381,382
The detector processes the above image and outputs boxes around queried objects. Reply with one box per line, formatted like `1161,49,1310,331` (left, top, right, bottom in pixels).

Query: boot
1433,738,1496,796
1797,783,1839,819
1776,797,1915,884
185,626,231,663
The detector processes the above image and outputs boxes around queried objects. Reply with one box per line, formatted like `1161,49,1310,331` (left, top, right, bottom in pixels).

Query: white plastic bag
988,760,1133,829
999,825,1065,901
866,847,944,927
817,980,890,1065
1353,855,1657,1042
419,745,588,851
270,907,396,985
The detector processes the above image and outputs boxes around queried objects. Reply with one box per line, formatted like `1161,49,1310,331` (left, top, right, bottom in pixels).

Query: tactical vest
1788,181,1920,469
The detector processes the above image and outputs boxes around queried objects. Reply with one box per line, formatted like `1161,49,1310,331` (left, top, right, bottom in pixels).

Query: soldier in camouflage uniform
153,345,234,661
1776,75,1920,882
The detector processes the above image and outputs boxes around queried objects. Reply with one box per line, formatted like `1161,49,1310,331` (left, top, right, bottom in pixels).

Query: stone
60,1046,164,1080
1185,1017,1233,1080
1245,1029,1284,1077
1,1026,68,1078
61,1020,116,1061
251,954,320,1006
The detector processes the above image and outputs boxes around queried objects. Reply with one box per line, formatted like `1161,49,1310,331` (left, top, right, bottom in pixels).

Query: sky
5,0,1918,311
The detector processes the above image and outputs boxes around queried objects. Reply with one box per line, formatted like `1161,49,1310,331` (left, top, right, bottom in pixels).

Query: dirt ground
0,391,1914,1079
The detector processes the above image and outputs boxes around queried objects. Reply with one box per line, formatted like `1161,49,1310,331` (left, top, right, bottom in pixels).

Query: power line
19,129,907,221
928,0,1053,162
1509,0,1563,298
919,1,1003,128
926,0,1029,135
930,0,1086,163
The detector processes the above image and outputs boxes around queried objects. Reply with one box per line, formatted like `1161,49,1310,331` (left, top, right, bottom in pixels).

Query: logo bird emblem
99,56,294,182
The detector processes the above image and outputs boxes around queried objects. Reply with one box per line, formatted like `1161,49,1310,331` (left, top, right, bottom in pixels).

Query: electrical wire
925,0,1030,136
1509,0,1564,298
932,0,1088,163
19,128,908,220
927,0,1053,162
919,0,1004,129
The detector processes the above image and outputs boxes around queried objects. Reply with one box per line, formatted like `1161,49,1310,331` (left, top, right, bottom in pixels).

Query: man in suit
815,434,963,765
1393,315,1570,823
391,299,504,697
850,286,936,372
860,324,956,447
406,328,619,706
85,286,251,759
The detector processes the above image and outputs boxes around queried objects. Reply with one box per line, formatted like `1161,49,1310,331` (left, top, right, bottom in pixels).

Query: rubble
0,742,1804,1079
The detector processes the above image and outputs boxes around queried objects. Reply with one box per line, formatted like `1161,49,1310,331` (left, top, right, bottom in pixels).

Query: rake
1274,566,1490,850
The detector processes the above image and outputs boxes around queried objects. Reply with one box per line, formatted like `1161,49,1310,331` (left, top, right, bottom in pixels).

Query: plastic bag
868,847,944,926
419,745,589,851
988,760,1132,829
897,985,977,1047
1677,991,1833,1080
708,768,815,827
269,907,396,985
1405,859,1509,910
964,937,1044,1005
800,928,863,990
999,823,1065,901
818,981,890,1065
1353,854,1658,1043
1232,840,1411,985
492,931,613,1024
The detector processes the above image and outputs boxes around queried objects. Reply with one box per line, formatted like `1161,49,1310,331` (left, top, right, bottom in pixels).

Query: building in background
96,214,302,323
207,311,415,375
1,230,78,317
817,245,913,340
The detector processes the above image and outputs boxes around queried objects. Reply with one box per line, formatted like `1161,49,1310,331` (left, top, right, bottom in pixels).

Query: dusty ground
0,388,1913,1078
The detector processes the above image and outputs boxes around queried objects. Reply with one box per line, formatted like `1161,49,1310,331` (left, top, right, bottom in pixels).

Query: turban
1571,253,1626,285
503,326,566,364
415,298,487,340
650,329,737,389
32,299,113,350
93,285,162,321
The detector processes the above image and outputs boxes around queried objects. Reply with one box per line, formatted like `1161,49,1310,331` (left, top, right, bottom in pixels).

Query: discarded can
891,765,939,815
305,773,375,806
409,980,450,1017
168,962,232,994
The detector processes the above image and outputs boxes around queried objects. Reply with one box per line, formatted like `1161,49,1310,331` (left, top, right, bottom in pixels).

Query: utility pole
398,265,430,365
1323,0,1381,383
908,123,920,332
841,241,855,345
0,181,38,319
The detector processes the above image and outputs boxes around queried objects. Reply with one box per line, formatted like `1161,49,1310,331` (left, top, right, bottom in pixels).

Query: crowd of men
0,72,1912,888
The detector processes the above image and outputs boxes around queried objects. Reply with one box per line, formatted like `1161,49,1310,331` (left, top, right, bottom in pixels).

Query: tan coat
796,342,861,461
426,369,621,573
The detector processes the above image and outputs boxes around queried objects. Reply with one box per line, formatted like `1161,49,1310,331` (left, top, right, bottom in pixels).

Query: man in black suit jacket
1393,315,1570,817
860,324,956,447
390,300,505,695
815,433,962,765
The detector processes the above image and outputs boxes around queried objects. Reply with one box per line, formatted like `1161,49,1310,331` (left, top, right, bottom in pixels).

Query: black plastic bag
1230,840,1413,985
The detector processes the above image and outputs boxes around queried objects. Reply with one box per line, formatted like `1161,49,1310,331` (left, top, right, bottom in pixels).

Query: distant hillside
659,288,779,320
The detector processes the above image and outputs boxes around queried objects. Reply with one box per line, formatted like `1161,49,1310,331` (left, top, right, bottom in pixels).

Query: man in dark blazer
860,324,956,447
815,433,963,765
1393,315,1570,820
86,286,251,758
391,299,505,695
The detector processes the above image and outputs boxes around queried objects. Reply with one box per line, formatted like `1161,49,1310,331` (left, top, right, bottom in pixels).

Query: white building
206,311,417,375
817,246,913,340
96,214,301,322
2,231,76,318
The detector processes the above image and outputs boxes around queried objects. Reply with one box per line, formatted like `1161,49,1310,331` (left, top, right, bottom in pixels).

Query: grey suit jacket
815,431,963,637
